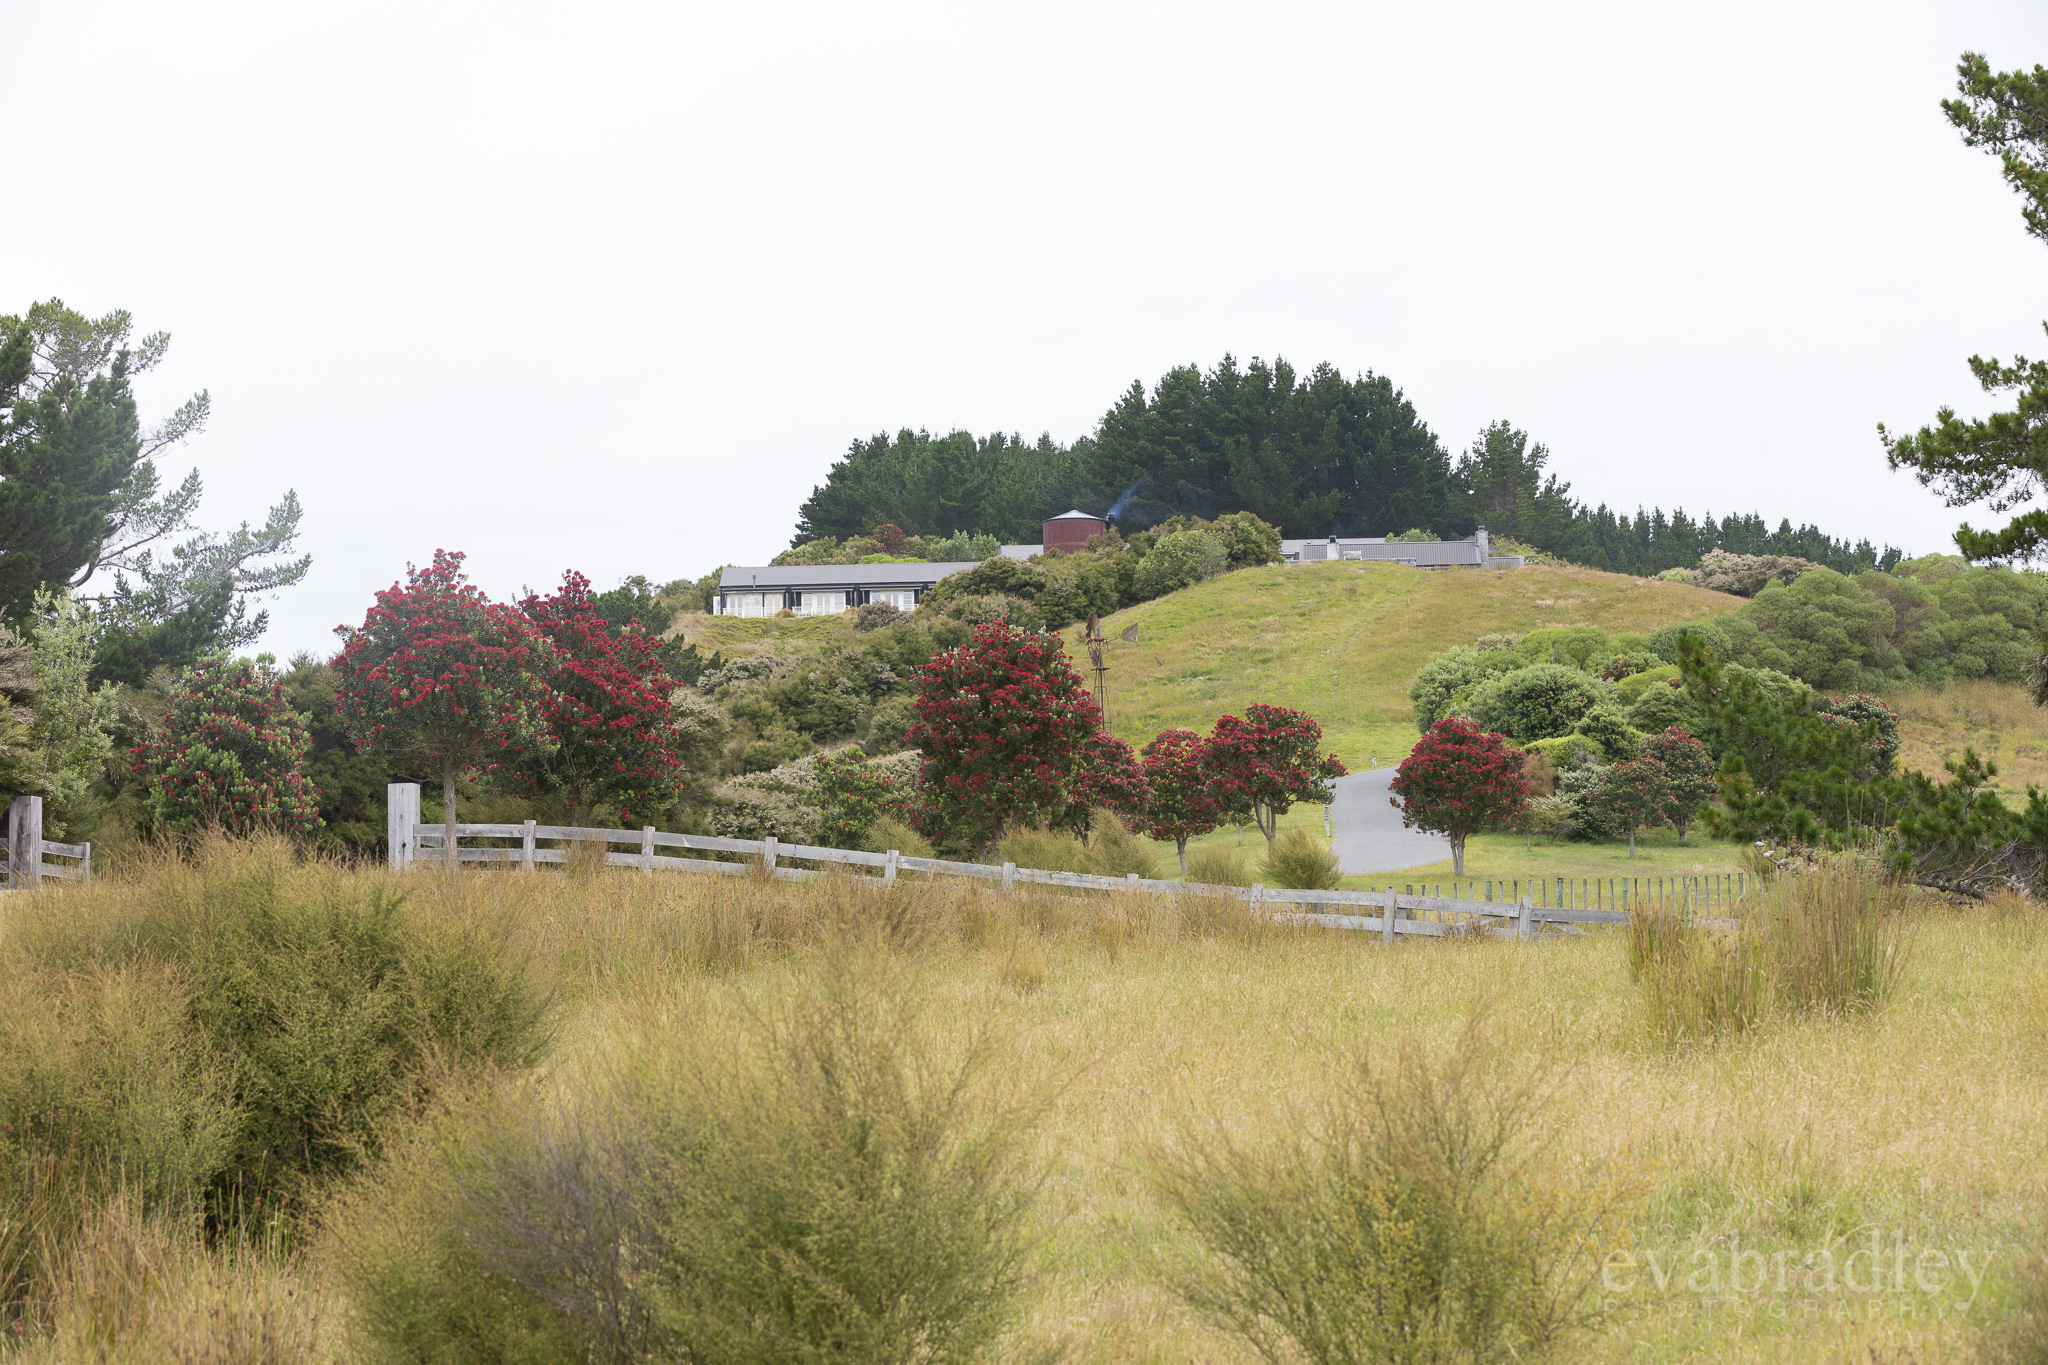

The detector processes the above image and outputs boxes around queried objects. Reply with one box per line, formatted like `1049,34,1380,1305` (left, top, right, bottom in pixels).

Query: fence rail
3,796,91,889
387,785,1740,939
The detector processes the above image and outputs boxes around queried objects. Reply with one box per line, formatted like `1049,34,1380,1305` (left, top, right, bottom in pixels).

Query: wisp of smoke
1105,477,1147,524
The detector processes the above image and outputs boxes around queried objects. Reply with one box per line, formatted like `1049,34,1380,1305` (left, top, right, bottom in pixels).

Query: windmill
1077,614,1140,726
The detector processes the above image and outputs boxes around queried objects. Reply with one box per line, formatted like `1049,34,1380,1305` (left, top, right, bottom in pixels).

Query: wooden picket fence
385,786,1739,940
1354,872,1751,917
3,796,91,889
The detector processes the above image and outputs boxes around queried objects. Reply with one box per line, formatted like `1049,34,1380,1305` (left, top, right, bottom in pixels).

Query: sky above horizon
8,0,2048,657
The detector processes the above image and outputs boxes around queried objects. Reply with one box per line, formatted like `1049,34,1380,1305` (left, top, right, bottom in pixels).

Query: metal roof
717,562,983,591
1045,509,1103,521
1281,537,1487,566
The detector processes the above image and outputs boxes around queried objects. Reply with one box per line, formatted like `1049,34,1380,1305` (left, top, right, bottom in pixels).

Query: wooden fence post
1383,886,1397,944
884,850,898,885
1002,861,1015,894
1518,896,1533,941
386,784,420,872
764,836,778,872
78,843,90,886
522,820,536,872
642,826,656,874
8,795,41,889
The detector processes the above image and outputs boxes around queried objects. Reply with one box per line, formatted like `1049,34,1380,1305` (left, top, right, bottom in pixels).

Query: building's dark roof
717,562,982,592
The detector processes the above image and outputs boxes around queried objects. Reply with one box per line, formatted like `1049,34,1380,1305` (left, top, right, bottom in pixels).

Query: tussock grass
1628,858,1910,1041
1259,827,1342,889
327,947,1052,1364
1,843,2042,1362
1153,1014,1646,1363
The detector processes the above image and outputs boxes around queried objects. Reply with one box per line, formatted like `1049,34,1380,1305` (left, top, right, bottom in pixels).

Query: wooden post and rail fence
2,795,91,890
383,783,1741,940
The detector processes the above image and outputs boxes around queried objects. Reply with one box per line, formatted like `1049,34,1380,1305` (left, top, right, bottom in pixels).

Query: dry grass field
2,845,2040,1363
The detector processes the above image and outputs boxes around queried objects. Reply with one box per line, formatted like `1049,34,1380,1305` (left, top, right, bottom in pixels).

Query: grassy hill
1096,561,1747,765
671,562,2048,801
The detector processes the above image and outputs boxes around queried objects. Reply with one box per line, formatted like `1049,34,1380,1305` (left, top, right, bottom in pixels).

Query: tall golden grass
0,839,2039,1362
1628,857,1911,1040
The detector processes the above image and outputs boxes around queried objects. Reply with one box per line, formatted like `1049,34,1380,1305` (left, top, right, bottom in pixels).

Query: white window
723,592,771,617
869,589,917,610
799,591,848,616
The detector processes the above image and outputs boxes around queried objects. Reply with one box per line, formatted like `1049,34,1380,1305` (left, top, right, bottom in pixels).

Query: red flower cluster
1205,703,1347,844
1389,716,1529,874
331,549,558,835
504,570,688,824
132,655,323,836
906,622,1147,846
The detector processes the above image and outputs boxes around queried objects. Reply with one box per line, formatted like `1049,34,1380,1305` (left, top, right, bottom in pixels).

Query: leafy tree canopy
789,354,1899,575
1882,54,2048,561
0,300,310,679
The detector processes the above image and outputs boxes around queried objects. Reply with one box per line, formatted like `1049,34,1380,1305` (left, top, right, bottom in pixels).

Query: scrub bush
1154,1019,1640,1365
329,953,1046,1364
0,839,550,1227
1259,828,1341,890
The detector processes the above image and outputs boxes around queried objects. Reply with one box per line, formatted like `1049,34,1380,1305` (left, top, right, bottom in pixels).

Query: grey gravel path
1328,766,1452,875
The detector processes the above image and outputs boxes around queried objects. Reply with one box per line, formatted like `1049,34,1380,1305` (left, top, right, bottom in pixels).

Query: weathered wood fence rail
386,784,1738,940
3,796,91,889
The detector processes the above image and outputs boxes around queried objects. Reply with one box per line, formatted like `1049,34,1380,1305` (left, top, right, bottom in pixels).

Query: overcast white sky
8,0,2048,657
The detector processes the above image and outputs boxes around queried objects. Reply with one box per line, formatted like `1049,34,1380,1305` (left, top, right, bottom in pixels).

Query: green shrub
330,953,1046,1364
1133,529,1229,600
997,826,1087,873
1612,664,1680,704
1259,828,1341,890
861,814,935,858
1153,1019,1638,1364
1081,818,1160,879
1573,704,1640,761
1523,733,1601,769
1185,844,1254,887
1467,664,1606,742
1,840,551,1224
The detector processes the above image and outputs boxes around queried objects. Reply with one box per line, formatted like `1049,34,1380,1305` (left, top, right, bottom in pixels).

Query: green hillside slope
1097,562,1747,765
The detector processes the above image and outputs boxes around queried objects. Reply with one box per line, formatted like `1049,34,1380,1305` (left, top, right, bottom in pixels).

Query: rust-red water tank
1041,509,1106,554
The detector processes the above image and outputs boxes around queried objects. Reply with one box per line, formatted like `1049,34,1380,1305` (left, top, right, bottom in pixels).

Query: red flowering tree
1639,727,1718,842
1141,727,1222,873
1389,717,1529,874
872,523,908,556
1066,730,1151,840
906,622,1139,848
133,655,324,836
1206,703,1347,849
506,570,688,826
332,550,556,867
1591,756,1675,857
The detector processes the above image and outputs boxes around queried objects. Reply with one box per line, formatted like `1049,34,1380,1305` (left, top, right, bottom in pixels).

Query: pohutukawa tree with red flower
1140,727,1223,873
1592,756,1677,857
1205,703,1347,849
332,550,556,868
506,570,688,827
906,621,1146,849
1639,726,1718,842
133,654,324,836
1389,716,1530,874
